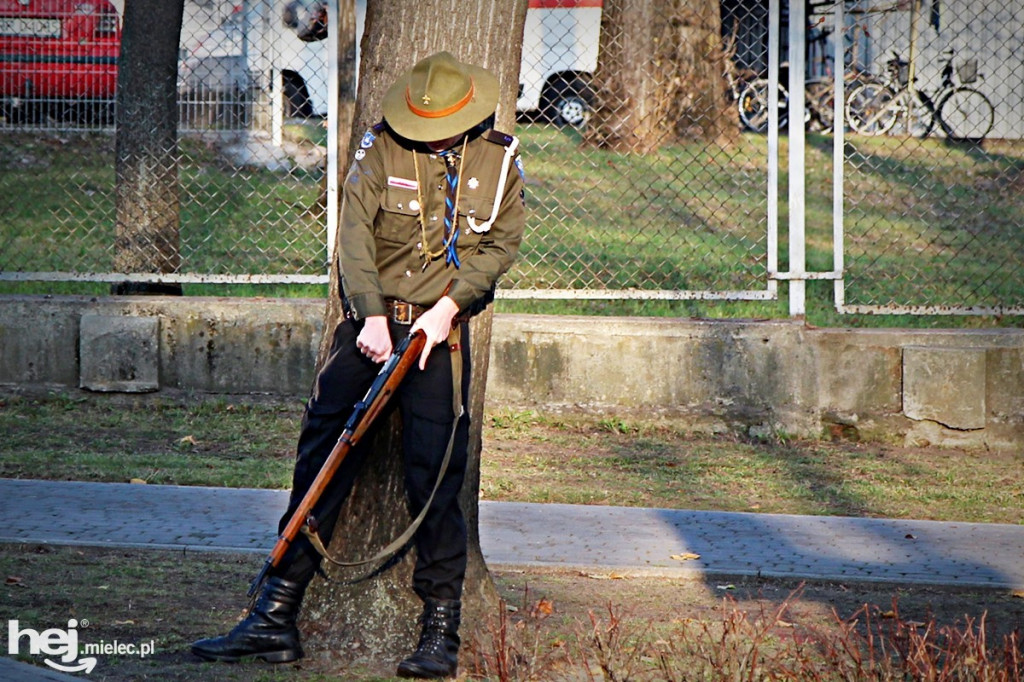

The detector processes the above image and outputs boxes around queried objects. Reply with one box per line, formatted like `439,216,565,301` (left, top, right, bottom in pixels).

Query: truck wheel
542,77,592,127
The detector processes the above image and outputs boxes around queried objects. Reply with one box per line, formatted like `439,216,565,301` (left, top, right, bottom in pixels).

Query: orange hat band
405,79,476,118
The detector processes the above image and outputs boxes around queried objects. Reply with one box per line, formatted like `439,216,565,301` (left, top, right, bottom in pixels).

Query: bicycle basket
957,58,978,84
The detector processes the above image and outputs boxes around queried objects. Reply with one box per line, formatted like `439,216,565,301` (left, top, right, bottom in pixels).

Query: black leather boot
396,599,462,679
190,576,305,663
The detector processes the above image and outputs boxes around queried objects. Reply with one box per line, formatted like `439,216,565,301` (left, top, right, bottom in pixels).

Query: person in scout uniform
191,52,525,680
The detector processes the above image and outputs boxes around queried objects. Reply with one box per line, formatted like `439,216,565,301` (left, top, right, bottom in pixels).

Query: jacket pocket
377,186,419,243
458,192,495,236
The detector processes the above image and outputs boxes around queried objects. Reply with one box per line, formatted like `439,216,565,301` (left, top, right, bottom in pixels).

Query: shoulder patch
483,129,516,146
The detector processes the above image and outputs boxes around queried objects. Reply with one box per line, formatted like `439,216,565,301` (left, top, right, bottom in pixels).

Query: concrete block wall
1,295,1021,449
0,295,324,396
488,316,1024,449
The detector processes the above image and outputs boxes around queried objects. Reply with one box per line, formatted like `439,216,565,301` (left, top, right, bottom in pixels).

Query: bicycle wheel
806,79,834,131
937,87,994,141
738,78,788,133
845,82,897,135
888,91,935,138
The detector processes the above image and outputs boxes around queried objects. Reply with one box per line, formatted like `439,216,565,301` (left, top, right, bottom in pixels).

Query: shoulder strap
467,134,519,234
483,129,515,146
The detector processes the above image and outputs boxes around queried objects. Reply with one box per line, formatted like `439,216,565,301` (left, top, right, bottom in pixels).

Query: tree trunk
585,0,735,153
112,0,185,295
334,0,358,198
300,0,528,673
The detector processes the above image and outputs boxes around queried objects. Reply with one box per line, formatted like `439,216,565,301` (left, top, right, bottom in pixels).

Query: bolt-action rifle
248,329,427,598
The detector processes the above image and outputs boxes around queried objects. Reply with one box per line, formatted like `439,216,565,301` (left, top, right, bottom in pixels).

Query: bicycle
721,30,788,134
736,64,792,133
845,49,994,140
805,67,877,132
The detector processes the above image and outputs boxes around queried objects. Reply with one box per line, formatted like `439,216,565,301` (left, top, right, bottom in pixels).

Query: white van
178,0,601,126
517,0,602,126
178,0,339,120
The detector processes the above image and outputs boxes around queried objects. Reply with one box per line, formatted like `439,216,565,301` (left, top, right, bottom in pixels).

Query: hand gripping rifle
248,329,427,598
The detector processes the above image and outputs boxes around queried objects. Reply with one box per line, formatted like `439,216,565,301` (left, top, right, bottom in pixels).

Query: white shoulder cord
466,135,519,234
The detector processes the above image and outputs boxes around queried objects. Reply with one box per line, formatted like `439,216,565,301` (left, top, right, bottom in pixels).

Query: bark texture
300,0,528,673
585,0,735,153
113,0,185,292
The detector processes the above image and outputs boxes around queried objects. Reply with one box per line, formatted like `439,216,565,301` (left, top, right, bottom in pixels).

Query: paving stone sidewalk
2,478,1023,589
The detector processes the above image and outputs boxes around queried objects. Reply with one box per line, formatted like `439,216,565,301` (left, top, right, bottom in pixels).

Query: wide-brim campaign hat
382,51,499,142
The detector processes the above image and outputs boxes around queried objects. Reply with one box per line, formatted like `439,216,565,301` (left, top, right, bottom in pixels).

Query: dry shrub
464,585,1024,681
464,590,570,682
576,603,652,682
805,599,1024,682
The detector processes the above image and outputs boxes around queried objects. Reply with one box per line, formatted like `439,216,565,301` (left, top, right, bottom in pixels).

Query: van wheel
542,77,593,127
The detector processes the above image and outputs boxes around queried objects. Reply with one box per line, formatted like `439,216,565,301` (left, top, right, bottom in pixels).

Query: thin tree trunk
301,0,528,673
112,0,185,295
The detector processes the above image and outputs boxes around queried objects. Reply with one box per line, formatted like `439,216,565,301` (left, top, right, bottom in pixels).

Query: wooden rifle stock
248,329,427,597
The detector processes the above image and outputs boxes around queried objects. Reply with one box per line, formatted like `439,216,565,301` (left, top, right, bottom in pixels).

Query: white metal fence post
767,0,780,302
326,0,340,267
833,0,846,311
787,0,807,318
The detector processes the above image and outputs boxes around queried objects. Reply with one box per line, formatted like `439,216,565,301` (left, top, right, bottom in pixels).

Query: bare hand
410,296,459,370
355,316,392,363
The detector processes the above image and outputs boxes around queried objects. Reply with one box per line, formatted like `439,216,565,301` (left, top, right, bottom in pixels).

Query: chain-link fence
835,0,1024,314
1,0,330,284
508,0,772,298
1,0,1022,319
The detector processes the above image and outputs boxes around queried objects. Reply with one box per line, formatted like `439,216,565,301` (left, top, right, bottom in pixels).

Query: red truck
0,0,121,118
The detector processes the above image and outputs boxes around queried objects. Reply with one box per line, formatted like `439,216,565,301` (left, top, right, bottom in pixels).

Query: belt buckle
392,302,413,325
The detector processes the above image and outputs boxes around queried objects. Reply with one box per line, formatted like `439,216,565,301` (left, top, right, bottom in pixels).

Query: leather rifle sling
301,324,464,570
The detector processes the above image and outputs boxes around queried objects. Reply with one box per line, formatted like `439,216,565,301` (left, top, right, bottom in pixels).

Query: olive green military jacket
339,124,525,320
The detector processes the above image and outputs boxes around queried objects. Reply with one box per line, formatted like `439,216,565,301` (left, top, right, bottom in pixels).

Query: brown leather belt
385,299,426,325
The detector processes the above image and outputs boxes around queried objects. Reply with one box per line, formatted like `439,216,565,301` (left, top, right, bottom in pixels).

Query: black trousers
272,318,471,602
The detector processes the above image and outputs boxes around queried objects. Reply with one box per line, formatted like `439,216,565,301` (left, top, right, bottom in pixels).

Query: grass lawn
2,392,1021,524
1,126,1022,327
